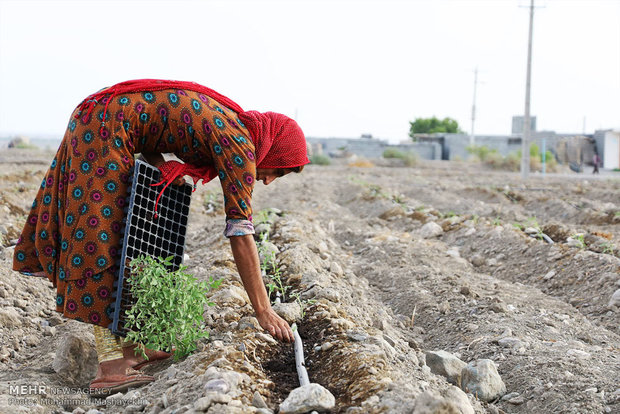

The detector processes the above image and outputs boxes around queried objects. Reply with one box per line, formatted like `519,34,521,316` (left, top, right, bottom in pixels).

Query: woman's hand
256,307,294,343
229,234,294,343
141,153,185,186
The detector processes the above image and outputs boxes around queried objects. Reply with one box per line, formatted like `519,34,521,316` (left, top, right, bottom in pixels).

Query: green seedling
125,255,221,361
570,234,586,249
601,241,616,255
258,229,315,318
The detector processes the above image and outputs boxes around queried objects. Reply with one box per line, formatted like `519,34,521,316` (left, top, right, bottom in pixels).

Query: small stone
0,307,21,328
420,222,443,239
489,301,507,313
507,395,525,405
425,350,467,386
106,392,125,402
252,391,269,409
497,337,524,350
446,248,460,258
259,241,279,263
461,359,506,402
43,326,56,337
609,289,620,308
272,302,302,324
460,286,471,296
412,386,474,414
379,206,405,220
255,332,278,345
210,286,249,307
48,314,64,326
195,393,232,411
346,331,368,342
501,392,520,401
566,349,591,359
279,383,336,414
470,254,485,267
237,316,261,331
321,342,333,351
329,262,343,276
23,334,40,347
204,379,230,394
543,270,556,281
331,318,354,331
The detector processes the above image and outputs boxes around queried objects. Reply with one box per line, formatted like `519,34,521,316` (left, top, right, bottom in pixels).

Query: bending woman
12,79,309,392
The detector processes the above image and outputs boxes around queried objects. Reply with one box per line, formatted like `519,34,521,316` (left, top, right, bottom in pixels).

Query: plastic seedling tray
110,159,193,336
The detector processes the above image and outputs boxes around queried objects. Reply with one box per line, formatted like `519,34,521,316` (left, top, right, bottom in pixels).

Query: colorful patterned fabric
13,88,257,327
75,79,310,172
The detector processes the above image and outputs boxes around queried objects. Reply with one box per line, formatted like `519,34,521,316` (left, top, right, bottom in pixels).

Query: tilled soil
0,150,618,413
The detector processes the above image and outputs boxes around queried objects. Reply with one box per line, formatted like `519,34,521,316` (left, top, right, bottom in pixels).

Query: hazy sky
0,0,618,143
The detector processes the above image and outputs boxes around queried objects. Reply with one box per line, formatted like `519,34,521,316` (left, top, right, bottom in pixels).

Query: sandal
89,367,155,396
133,349,173,370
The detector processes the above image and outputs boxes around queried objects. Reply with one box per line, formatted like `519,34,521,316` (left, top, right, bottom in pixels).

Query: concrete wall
417,132,588,162
306,137,442,160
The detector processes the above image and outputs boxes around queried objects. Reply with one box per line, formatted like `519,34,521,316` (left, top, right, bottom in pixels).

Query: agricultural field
0,149,618,413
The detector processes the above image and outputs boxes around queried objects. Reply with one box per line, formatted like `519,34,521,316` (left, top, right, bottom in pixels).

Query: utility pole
470,67,478,147
521,0,535,180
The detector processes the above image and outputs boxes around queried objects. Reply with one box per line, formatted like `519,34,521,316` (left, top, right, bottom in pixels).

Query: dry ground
0,149,618,414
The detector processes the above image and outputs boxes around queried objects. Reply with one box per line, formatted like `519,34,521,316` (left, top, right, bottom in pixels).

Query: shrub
504,152,521,171
383,148,418,167
383,148,406,158
310,154,331,165
124,255,221,360
466,145,497,162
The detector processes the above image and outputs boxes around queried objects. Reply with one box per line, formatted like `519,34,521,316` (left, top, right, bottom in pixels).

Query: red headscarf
75,79,309,216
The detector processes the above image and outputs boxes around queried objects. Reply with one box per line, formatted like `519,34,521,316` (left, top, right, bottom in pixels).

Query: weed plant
124,255,221,361
570,234,587,249
310,154,331,165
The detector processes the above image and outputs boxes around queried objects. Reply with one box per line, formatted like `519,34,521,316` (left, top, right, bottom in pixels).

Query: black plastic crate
110,159,193,336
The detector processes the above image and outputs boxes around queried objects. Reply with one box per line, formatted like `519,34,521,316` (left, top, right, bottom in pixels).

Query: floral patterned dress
13,88,256,328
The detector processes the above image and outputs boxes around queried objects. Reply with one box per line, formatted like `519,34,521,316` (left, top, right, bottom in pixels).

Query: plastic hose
292,323,310,386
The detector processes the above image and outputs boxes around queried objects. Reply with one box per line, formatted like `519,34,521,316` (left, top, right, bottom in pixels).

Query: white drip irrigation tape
291,323,310,386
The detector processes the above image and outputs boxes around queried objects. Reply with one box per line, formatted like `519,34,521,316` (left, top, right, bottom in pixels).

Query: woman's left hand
256,307,294,343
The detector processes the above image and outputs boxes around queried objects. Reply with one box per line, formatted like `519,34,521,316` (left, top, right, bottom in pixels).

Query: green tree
409,116,463,137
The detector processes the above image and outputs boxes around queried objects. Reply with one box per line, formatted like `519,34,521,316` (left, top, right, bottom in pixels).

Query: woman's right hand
256,307,294,343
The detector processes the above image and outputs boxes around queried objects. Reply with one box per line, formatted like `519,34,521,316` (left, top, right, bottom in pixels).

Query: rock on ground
425,350,467,386
460,359,506,402
52,333,98,386
279,383,336,414
412,386,475,414
421,222,444,239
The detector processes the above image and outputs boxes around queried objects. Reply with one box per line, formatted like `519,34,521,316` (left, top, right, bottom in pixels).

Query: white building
594,130,620,169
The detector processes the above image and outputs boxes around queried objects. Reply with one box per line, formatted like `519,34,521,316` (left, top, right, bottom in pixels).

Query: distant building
512,115,537,134
594,129,620,169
